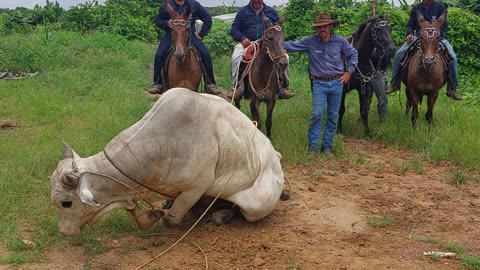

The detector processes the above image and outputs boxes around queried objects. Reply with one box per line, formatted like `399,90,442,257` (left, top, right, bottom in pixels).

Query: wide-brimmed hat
311,12,340,27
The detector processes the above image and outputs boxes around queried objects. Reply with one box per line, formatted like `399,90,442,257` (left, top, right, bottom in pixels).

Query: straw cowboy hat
311,12,340,27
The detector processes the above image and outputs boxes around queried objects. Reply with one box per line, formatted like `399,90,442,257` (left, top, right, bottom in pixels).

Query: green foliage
62,0,103,33
203,19,235,56
447,8,480,73
98,0,158,42
282,0,315,40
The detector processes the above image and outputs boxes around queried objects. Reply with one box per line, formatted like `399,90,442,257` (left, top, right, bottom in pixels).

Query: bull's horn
61,169,79,188
62,141,73,160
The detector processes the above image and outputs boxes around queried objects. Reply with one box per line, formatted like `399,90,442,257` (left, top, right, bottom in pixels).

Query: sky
0,0,413,10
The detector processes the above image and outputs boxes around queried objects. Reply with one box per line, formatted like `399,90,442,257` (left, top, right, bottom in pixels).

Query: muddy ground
6,137,480,270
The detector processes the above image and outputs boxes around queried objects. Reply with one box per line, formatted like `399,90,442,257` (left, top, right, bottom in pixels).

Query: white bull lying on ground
50,88,287,236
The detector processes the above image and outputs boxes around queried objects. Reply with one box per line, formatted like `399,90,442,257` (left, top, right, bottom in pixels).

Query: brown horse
235,15,288,138
164,2,202,92
402,12,447,126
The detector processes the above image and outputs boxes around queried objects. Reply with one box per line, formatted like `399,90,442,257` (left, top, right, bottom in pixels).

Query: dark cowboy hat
311,12,340,27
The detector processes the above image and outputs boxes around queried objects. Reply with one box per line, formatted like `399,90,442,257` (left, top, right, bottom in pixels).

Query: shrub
203,19,235,56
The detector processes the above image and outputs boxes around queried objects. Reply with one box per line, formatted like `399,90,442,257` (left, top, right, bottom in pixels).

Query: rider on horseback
148,0,219,95
386,0,462,101
227,0,294,101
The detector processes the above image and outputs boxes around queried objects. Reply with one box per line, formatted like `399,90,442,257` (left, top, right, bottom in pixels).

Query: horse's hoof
210,209,235,226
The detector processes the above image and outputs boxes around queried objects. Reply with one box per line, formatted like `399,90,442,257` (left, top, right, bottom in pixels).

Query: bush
203,19,235,56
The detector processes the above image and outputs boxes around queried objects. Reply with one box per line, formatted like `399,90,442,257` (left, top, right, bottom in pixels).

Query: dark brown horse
164,2,202,92
234,15,288,138
337,15,396,136
402,12,447,126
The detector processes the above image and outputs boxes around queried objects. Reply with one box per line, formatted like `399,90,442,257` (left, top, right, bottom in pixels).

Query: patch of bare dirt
7,137,480,270
0,121,19,130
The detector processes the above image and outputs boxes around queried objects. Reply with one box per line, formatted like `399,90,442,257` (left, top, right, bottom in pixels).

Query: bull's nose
59,225,80,236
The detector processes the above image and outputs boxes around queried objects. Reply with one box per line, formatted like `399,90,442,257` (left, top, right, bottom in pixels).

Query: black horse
337,15,396,136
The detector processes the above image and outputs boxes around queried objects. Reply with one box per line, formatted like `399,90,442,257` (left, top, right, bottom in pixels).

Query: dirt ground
6,137,480,270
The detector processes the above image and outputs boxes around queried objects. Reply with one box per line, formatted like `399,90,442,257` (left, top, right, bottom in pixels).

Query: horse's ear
437,12,446,26
262,13,272,27
277,17,285,26
184,2,191,18
417,11,426,25
165,2,177,17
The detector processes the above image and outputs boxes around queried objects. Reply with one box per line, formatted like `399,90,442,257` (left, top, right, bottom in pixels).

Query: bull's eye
61,201,73,208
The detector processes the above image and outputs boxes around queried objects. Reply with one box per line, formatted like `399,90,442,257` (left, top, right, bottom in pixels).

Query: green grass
368,213,393,228
0,30,480,265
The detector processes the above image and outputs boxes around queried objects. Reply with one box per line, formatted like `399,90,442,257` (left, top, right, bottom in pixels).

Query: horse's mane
352,14,387,40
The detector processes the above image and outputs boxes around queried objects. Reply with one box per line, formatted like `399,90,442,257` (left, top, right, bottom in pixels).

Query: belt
311,74,343,81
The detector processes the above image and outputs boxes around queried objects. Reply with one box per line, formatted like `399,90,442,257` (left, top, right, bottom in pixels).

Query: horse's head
166,2,191,64
417,11,445,71
369,14,396,60
261,15,287,71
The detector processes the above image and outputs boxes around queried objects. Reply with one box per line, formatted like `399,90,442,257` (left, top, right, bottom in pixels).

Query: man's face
250,0,263,10
422,0,433,6
316,24,333,39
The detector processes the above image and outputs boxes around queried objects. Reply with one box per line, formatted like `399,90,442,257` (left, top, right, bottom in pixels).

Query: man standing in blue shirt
227,0,294,101
285,13,358,158
386,0,462,101
147,0,220,95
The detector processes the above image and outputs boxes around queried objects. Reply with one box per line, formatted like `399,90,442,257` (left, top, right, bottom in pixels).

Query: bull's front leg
163,190,204,227
128,205,164,229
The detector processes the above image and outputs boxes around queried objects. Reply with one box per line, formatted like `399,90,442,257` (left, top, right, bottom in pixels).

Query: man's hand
406,34,414,42
195,33,202,40
341,72,352,84
241,38,251,48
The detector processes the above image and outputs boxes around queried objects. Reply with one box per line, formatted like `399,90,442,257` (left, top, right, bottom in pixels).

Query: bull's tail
280,175,291,201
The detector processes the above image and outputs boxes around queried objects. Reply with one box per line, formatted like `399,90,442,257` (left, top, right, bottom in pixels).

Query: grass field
0,31,479,265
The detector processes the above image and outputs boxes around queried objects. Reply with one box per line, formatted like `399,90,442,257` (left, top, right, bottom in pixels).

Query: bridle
418,26,441,72
262,25,287,62
169,18,192,53
371,19,394,67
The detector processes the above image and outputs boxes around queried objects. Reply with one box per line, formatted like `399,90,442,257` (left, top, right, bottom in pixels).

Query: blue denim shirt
285,34,358,78
407,0,447,39
155,0,212,38
229,4,279,42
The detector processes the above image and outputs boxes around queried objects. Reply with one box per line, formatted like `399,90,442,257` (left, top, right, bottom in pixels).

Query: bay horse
402,12,447,126
337,15,396,136
163,2,202,92
234,15,288,138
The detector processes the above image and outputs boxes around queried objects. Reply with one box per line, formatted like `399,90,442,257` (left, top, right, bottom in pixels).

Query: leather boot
206,84,221,95
385,81,400,94
447,90,463,101
227,89,242,101
147,84,163,95
279,89,295,99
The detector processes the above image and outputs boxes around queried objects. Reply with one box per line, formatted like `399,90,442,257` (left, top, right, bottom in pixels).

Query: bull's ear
79,179,100,206
62,142,80,160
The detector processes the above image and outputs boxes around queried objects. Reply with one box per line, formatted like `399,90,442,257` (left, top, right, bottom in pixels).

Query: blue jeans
391,37,458,87
154,33,216,85
308,79,343,153
370,71,388,120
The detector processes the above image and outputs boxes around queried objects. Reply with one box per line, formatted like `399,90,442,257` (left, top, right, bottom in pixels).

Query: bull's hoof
162,198,174,209
210,209,234,226
280,191,290,201
162,212,182,228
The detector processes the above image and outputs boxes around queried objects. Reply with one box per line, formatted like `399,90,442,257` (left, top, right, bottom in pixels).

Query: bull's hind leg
226,166,284,222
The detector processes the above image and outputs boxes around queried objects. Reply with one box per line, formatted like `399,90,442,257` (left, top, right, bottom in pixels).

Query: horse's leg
426,91,439,125
358,87,371,137
404,87,412,119
250,97,261,132
265,99,276,138
411,91,420,127
235,99,241,109
337,88,347,134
